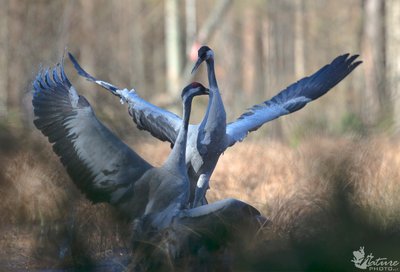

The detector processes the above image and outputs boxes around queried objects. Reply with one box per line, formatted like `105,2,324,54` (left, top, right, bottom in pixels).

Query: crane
190,46,227,207
32,60,264,266
68,49,362,208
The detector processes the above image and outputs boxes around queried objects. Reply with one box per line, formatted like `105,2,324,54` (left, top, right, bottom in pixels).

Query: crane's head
191,46,214,74
181,82,209,102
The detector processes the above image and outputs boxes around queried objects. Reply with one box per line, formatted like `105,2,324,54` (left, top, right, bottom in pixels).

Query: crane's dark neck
198,58,226,144
164,97,192,173
206,58,219,91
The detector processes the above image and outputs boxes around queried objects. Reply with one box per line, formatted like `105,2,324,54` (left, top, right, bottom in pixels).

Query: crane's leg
193,173,210,208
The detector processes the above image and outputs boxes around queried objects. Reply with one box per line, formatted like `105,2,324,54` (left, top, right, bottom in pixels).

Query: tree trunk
361,0,386,126
130,1,145,89
242,6,256,97
0,0,8,117
180,0,233,85
185,0,197,56
165,0,182,96
80,0,97,102
386,0,400,134
57,0,74,54
7,0,26,115
262,0,296,141
294,0,305,79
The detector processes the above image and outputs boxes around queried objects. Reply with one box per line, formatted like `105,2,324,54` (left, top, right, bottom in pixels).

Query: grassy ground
0,129,399,271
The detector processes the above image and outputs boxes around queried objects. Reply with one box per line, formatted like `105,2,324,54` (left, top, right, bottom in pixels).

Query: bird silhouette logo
351,246,373,269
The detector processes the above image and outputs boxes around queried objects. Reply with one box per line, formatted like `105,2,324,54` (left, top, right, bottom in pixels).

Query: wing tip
32,58,75,101
344,54,362,76
68,52,121,95
68,52,96,82
346,53,360,63
333,53,362,66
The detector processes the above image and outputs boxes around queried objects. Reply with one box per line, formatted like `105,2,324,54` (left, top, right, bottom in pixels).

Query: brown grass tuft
1,152,69,225
348,137,400,232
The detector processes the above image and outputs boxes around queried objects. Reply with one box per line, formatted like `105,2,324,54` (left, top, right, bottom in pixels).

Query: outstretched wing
32,63,152,204
177,198,265,243
68,52,181,144
225,54,362,147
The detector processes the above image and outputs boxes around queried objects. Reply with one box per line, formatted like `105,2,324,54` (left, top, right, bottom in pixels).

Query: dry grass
1,152,68,225
134,136,400,235
211,141,298,209
132,135,400,270
0,134,399,270
207,136,400,234
0,136,131,270
348,137,400,231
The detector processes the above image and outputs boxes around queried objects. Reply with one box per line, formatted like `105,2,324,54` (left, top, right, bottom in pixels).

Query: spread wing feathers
177,198,263,241
32,64,152,204
68,52,181,144
126,92,181,144
225,54,362,147
181,198,260,218
68,52,120,95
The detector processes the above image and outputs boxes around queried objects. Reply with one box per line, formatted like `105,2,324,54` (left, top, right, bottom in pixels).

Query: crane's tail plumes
68,52,121,97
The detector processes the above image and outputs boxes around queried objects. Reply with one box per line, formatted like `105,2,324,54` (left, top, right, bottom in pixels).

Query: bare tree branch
155,0,233,107
0,0,8,117
180,0,233,85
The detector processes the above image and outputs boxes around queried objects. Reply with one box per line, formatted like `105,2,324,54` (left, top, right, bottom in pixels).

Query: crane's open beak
191,58,205,74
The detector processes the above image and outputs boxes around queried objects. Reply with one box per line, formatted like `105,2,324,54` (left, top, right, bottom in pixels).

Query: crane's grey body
114,86,225,208
190,47,227,207
69,49,362,208
32,63,215,230
69,51,227,207
32,58,267,270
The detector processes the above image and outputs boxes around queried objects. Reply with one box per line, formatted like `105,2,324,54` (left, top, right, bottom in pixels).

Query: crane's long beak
191,58,204,74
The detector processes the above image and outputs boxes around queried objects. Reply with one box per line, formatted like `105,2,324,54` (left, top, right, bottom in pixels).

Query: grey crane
68,49,362,208
32,63,207,228
32,61,263,260
191,46,226,207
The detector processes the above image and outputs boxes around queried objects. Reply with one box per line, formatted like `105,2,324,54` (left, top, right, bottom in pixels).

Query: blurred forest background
0,0,400,271
0,0,399,140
